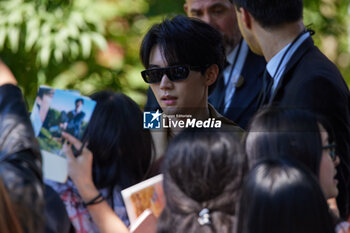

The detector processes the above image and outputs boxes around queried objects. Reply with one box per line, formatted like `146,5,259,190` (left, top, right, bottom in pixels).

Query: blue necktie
261,70,273,106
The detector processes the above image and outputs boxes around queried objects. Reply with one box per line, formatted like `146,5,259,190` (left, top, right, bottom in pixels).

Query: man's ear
184,3,188,14
240,7,252,29
204,64,219,86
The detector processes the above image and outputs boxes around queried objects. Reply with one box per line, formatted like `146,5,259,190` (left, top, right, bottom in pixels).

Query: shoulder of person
208,104,245,137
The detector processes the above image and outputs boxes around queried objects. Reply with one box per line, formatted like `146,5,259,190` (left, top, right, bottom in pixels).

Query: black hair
140,15,225,94
75,98,84,105
233,0,303,28
157,128,248,233
245,107,335,177
0,177,23,233
81,91,153,198
37,87,54,99
237,158,335,233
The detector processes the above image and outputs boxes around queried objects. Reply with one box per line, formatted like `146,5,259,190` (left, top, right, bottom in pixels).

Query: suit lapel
269,37,314,103
228,49,264,120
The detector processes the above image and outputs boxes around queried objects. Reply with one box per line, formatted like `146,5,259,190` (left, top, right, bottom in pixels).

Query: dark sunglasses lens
141,66,191,83
141,69,164,83
168,66,190,81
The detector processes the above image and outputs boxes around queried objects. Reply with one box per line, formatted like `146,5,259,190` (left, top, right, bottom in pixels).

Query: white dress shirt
266,32,310,95
223,40,249,113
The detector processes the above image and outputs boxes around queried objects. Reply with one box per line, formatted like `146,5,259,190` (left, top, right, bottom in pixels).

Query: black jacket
212,49,265,129
268,37,350,218
0,84,44,233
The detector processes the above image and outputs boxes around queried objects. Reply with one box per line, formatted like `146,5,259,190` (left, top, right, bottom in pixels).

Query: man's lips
161,95,177,105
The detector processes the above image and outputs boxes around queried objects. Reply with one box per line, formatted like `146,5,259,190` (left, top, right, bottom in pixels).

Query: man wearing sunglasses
145,0,265,130
140,16,243,158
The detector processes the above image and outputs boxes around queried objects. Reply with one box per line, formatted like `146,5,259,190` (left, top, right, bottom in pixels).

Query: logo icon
143,110,162,129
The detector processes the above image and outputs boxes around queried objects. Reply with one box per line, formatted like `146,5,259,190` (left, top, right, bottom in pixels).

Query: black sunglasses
322,143,337,161
141,65,204,84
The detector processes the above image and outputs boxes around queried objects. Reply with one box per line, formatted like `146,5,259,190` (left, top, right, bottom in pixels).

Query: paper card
121,174,165,225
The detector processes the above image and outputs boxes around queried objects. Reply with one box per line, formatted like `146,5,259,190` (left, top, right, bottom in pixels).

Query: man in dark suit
48,98,86,139
145,0,265,129
233,0,350,218
61,98,86,138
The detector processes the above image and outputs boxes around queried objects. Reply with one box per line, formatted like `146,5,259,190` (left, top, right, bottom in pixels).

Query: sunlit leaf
8,10,22,24
70,12,86,30
41,22,51,36
37,69,47,85
54,48,63,63
69,41,79,59
26,18,40,32
40,45,51,67
8,27,20,53
0,28,7,50
25,28,39,51
80,33,91,58
90,32,107,50
67,23,79,39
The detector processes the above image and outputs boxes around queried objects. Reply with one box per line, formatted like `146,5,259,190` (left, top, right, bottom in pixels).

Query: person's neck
257,20,305,62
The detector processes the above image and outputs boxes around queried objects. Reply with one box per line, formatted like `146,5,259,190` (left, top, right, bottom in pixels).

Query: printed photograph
36,89,96,158
30,86,55,137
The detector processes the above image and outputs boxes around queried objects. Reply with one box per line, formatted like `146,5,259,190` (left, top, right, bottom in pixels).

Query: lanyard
222,39,244,111
224,39,243,88
272,29,309,81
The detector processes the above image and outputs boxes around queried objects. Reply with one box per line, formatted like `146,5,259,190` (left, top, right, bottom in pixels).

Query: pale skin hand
0,60,17,86
62,132,130,233
327,198,339,218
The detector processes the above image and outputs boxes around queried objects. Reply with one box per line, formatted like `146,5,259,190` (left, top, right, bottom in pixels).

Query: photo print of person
34,89,96,158
30,86,55,136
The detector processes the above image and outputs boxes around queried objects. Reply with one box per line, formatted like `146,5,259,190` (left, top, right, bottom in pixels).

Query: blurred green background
0,0,349,108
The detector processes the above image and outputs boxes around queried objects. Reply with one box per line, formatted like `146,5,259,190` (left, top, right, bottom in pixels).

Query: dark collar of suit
209,47,264,110
269,37,314,102
209,44,243,111
225,49,265,120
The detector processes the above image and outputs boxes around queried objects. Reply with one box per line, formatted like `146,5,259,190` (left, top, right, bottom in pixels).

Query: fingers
65,142,93,184
62,132,82,150
62,141,75,161
62,133,92,161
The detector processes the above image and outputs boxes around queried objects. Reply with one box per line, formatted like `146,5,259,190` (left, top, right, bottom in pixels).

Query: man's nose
159,75,174,90
201,13,214,26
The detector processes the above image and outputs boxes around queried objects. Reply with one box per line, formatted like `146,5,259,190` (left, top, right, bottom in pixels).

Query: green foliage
0,0,149,106
38,127,62,154
146,0,184,16
304,0,350,82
